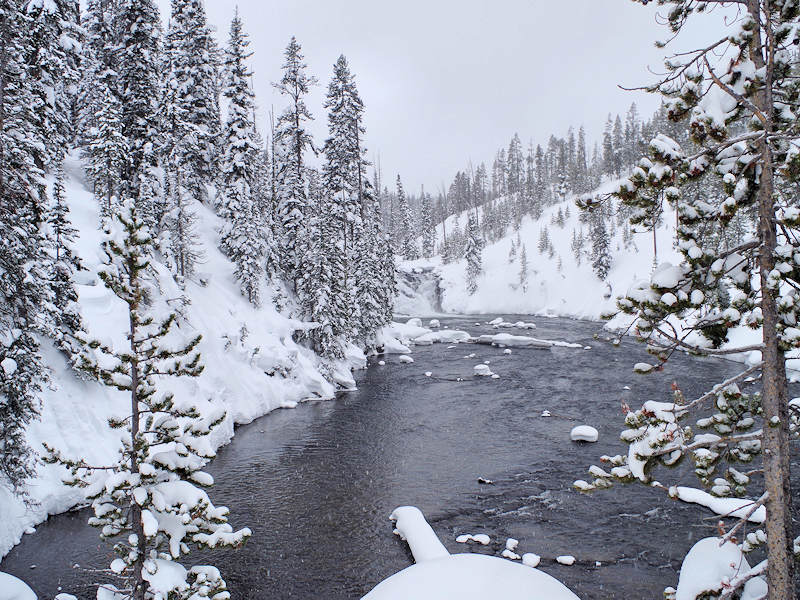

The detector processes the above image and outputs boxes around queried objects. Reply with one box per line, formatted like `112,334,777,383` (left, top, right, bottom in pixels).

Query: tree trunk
750,1,794,595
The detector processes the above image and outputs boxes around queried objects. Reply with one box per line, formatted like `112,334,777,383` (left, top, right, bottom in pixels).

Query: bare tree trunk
750,1,794,595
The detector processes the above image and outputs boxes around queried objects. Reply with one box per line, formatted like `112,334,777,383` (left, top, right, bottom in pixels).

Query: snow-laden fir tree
46,157,85,362
420,190,436,258
577,1,800,595
24,0,82,166
85,82,128,217
273,36,316,290
114,0,162,207
518,243,528,292
0,0,53,497
589,212,610,280
45,200,250,600
162,165,204,282
217,12,265,305
396,175,419,259
164,0,220,201
464,212,482,295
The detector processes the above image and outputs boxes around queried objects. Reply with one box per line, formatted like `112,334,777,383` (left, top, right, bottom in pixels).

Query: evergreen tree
84,82,127,216
420,191,435,258
218,12,264,305
589,213,610,280
114,0,162,205
273,36,316,290
0,0,52,497
162,165,204,282
464,212,482,295
396,175,418,259
46,201,250,600
24,0,82,166
46,157,85,361
518,243,528,292
165,0,220,199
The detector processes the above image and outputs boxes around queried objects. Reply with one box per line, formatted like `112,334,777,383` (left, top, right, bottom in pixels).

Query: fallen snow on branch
670,487,766,523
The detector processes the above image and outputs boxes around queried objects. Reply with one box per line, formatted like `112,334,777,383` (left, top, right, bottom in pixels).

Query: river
1,315,789,599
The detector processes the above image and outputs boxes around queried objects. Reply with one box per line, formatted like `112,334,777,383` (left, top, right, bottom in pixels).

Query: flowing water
1,316,791,598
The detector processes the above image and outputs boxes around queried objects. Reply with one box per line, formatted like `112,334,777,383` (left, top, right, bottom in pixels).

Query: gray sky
156,0,730,194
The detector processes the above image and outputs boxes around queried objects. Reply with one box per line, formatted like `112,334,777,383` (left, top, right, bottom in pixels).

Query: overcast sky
155,0,732,195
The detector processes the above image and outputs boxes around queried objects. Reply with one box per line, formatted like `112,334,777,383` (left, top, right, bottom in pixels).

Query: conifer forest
2,1,800,599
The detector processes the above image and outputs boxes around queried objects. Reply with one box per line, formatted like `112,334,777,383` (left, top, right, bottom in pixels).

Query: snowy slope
0,153,362,560
407,182,682,319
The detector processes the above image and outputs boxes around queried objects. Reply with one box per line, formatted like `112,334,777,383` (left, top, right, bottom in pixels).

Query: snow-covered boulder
570,426,599,443
399,355,414,364
0,573,36,600
414,330,471,345
370,506,581,599
633,362,654,374
473,364,494,377
406,317,423,328
675,538,766,600
429,319,441,328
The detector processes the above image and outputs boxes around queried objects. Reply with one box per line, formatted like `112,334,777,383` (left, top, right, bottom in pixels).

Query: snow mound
522,553,541,568
473,364,494,377
456,533,491,545
399,355,415,364
556,555,576,566
0,573,36,600
502,549,521,560
570,426,599,443
414,330,471,344
675,538,766,600
361,553,581,600
634,362,654,374
478,333,582,349
429,319,441,328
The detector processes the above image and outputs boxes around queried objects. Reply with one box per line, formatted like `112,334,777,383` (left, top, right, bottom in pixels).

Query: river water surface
1,315,792,598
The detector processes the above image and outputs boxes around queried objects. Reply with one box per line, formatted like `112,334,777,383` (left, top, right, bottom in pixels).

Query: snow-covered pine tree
273,36,317,290
464,212,482,295
420,191,435,258
218,11,265,305
114,0,162,207
24,0,82,167
46,157,85,362
577,1,800,594
162,164,204,282
165,0,219,200
518,243,528,292
396,175,419,259
589,212,610,280
45,200,250,600
0,0,53,497
84,82,127,217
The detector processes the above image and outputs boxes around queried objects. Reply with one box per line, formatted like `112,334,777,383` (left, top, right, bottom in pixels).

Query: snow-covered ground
0,154,391,560
408,181,679,319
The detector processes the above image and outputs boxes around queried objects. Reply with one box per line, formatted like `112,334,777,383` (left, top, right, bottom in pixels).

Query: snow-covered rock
429,319,441,328
570,426,599,443
522,553,541,568
675,538,766,600
556,555,576,566
0,572,36,600
362,552,581,600
399,355,415,364
633,362,654,374
413,330,471,345
473,364,494,377
406,318,423,328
